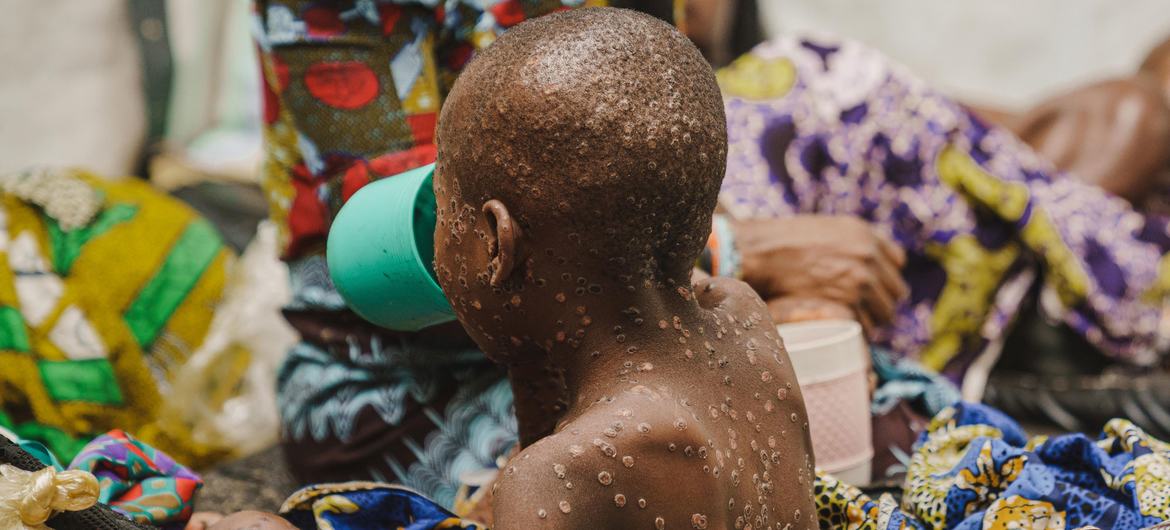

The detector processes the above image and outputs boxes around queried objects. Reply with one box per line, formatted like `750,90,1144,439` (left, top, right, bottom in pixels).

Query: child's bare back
430,7,818,529
492,278,817,529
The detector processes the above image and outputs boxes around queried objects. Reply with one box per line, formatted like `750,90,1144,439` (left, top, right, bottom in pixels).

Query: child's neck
499,280,712,447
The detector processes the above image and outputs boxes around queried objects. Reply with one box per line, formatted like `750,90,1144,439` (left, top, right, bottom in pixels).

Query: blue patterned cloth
785,402,1170,530
275,253,518,510
897,403,1170,529
280,482,482,530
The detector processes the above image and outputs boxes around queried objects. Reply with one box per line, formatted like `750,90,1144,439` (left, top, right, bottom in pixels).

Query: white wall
0,0,146,177
0,0,261,178
760,0,1170,110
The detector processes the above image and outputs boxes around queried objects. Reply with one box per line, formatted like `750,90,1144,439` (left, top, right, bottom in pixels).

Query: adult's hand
767,296,855,325
735,215,908,331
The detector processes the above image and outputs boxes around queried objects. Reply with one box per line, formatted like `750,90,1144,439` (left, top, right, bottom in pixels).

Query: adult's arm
1009,77,1170,207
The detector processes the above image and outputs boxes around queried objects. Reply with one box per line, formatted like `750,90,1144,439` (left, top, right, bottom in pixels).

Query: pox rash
459,246,819,529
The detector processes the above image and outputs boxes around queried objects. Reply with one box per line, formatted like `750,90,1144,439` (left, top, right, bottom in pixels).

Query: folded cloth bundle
912,403,1170,529
69,430,202,526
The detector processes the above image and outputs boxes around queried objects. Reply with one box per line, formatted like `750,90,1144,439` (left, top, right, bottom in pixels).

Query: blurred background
3,0,1168,177
0,0,260,181
764,0,1170,109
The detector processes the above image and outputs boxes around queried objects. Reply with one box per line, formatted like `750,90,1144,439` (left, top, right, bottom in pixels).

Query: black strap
127,0,174,178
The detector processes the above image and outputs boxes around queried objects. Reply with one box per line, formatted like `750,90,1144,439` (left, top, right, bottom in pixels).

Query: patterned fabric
280,482,482,530
276,334,517,510
0,168,102,231
718,36,1170,380
699,213,742,278
900,402,1170,529
252,0,603,505
808,403,1170,530
871,347,961,417
815,472,927,530
0,168,237,469
868,347,961,484
69,430,201,526
254,0,605,260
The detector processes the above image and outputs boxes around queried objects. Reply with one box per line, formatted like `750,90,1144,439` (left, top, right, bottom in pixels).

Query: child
433,8,817,529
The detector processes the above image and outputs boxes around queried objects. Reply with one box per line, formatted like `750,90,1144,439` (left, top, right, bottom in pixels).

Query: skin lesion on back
490,401,725,530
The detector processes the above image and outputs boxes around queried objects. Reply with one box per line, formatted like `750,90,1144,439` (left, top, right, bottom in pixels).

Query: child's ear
482,199,523,287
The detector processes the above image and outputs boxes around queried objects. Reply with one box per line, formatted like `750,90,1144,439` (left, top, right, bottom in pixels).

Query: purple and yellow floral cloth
68,429,202,526
718,35,1170,381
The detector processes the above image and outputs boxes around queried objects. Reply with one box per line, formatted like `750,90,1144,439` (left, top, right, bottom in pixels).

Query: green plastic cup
326,163,456,331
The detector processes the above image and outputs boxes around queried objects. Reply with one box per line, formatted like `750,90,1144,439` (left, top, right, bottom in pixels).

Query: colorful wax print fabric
69,429,202,526
903,402,1170,529
253,0,606,260
252,0,602,506
718,35,1170,381
0,168,236,469
821,403,1170,529
280,482,482,530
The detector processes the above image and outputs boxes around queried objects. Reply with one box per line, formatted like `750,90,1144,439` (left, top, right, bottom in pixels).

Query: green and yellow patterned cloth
0,168,236,468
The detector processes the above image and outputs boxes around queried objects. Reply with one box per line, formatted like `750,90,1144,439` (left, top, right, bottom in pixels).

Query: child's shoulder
491,395,725,529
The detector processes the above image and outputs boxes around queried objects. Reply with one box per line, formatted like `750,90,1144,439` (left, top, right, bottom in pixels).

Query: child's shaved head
436,7,726,284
